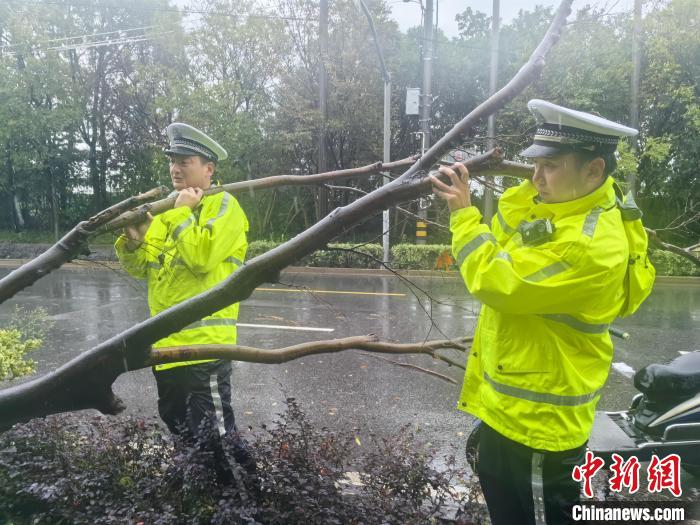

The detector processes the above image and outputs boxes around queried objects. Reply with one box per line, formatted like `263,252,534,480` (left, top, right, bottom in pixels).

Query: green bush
0,400,487,525
0,329,41,381
247,240,280,259
649,249,700,277
300,243,384,268
247,241,385,269
0,306,53,382
390,244,453,270
247,242,700,277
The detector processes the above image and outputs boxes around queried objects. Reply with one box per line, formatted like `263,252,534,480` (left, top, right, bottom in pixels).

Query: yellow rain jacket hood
451,177,655,451
116,190,249,370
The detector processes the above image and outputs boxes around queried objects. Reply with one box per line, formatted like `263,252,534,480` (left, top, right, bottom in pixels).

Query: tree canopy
0,0,697,245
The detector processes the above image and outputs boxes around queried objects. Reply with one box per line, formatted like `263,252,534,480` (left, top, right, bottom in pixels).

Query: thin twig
360,353,459,384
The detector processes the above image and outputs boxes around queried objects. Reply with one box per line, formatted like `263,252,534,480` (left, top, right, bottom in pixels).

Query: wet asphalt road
0,263,698,492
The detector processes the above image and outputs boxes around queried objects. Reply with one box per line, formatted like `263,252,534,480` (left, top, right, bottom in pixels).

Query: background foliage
0,0,697,247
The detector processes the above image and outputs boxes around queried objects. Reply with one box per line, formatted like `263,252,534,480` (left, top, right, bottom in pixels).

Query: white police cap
520,99,638,158
164,123,228,162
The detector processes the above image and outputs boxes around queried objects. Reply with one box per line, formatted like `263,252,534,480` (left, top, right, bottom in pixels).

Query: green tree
637,0,700,243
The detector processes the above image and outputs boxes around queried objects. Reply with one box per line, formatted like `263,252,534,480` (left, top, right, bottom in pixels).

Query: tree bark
148,335,471,367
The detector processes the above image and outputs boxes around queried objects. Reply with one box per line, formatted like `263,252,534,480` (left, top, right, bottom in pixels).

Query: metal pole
317,0,329,221
383,80,391,264
484,0,500,223
420,0,433,154
417,0,433,245
629,0,642,197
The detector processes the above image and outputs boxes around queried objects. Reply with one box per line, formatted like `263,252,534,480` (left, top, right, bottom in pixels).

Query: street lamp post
353,0,392,265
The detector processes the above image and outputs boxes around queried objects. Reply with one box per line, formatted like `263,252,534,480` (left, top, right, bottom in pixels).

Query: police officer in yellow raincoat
115,123,254,481
431,100,655,524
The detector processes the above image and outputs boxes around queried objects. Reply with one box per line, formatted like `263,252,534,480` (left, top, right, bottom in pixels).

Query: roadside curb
1,258,698,284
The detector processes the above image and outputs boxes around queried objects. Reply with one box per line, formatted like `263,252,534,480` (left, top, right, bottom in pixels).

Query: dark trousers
476,422,586,525
153,360,255,482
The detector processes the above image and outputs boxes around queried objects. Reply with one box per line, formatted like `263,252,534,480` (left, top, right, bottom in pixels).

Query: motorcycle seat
634,351,700,400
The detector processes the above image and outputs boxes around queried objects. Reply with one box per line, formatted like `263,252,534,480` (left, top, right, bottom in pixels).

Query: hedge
248,241,455,271
649,249,700,277
249,241,698,276
0,400,486,525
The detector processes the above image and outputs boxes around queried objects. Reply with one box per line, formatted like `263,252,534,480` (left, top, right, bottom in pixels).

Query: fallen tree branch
103,157,532,235
0,0,573,429
148,335,470,367
325,184,449,231
646,228,700,268
441,159,533,180
0,186,169,305
99,155,421,233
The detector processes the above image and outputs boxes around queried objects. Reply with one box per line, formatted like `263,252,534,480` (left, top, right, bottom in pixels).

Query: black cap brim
519,144,564,158
164,146,216,161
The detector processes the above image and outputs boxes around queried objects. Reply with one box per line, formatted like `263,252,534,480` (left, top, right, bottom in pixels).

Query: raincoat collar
524,176,616,218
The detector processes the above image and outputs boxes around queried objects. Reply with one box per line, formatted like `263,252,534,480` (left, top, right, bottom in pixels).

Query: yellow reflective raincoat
452,177,654,451
115,191,249,371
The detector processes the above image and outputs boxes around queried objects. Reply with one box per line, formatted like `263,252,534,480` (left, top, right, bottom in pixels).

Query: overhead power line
1,31,174,56
46,32,174,52
0,25,156,51
19,1,313,22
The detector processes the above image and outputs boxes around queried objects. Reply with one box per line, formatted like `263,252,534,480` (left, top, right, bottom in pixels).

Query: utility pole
629,0,642,197
417,0,433,245
382,79,391,262
316,0,329,221
353,0,392,264
484,0,500,223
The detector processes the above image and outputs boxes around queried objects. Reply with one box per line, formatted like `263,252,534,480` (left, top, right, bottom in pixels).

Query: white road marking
237,322,334,333
612,362,635,378
256,287,405,297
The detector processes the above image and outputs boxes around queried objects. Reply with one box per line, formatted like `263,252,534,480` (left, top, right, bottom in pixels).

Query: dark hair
572,149,617,177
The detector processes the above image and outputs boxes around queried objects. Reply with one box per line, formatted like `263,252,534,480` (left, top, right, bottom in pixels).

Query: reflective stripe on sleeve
182,318,237,331
494,251,512,264
205,192,231,232
147,262,161,271
523,261,570,282
172,215,195,241
456,233,496,268
223,256,243,266
483,372,600,406
582,207,603,237
538,314,610,334
497,211,517,235
170,256,242,269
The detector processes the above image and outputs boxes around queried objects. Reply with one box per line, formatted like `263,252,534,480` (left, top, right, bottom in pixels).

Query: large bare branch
148,335,471,367
646,228,700,268
99,155,421,233
0,0,573,430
